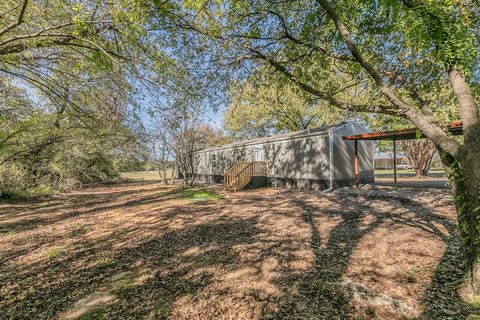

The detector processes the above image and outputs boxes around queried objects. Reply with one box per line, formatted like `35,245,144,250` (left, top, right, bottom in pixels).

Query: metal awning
342,122,463,141
341,122,463,186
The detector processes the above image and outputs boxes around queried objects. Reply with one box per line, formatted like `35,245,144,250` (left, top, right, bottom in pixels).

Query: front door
253,148,263,161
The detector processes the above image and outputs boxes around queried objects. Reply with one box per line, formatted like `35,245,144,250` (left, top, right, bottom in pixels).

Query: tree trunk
440,125,480,293
448,67,479,131
169,165,176,184
313,0,480,294
414,167,426,178
446,63,480,295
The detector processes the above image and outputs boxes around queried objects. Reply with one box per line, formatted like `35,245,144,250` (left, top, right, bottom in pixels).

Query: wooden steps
224,161,267,191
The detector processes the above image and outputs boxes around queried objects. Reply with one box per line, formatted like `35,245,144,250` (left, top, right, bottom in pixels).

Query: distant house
194,122,374,190
374,151,407,170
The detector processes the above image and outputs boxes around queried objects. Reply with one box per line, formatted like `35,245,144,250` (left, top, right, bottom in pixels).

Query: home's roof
197,122,350,153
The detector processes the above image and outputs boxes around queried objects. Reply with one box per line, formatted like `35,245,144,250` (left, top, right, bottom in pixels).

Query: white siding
264,135,330,180
331,123,374,181
195,122,373,185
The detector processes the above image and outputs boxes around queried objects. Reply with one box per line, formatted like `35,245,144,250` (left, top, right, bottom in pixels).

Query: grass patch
115,283,135,297
121,171,166,181
404,265,433,283
470,295,480,308
46,249,64,260
69,224,91,237
0,189,28,200
0,185,57,201
0,226,15,236
155,300,170,318
96,259,118,271
76,307,106,320
405,267,421,283
184,255,213,268
375,168,446,176
177,187,223,203
27,185,57,197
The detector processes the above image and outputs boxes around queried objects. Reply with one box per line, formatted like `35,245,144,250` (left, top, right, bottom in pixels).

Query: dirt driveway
0,182,478,319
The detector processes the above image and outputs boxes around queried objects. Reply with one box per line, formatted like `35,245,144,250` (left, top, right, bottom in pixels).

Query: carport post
354,139,359,188
393,139,397,184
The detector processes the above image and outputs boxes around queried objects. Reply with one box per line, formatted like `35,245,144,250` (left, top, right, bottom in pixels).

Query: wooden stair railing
224,161,267,191
223,161,250,188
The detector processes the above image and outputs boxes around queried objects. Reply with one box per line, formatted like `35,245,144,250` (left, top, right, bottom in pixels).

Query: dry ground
1,181,479,320
374,170,449,189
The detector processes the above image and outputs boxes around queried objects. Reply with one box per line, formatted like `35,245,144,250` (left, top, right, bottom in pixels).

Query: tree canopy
225,66,348,138
2,0,480,295
0,0,170,196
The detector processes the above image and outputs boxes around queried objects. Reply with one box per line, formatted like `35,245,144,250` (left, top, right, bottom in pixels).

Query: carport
342,122,464,187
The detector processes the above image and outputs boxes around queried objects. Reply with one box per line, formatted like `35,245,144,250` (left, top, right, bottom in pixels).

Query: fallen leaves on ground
0,182,478,319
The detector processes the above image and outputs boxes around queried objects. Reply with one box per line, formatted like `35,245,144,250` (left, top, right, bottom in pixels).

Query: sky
204,107,225,129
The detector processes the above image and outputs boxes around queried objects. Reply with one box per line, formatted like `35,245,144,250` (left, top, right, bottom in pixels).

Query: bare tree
148,137,176,184
150,100,209,186
400,140,436,178
161,123,207,185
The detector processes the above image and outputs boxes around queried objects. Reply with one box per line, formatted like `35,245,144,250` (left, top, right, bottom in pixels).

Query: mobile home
195,122,374,190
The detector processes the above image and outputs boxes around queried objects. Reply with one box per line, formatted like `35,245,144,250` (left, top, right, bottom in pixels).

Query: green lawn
176,187,223,203
375,168,446,176
121,171,167,181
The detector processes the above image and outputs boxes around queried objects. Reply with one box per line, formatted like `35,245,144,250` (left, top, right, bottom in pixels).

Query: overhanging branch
0,0,29,37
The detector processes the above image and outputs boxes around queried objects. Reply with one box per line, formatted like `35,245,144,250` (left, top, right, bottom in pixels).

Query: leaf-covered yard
1,182,479,319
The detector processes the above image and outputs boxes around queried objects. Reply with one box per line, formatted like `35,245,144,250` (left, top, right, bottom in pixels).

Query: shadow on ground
264,189,477,319
0,182,478,319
